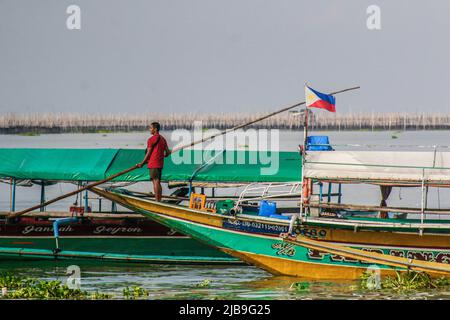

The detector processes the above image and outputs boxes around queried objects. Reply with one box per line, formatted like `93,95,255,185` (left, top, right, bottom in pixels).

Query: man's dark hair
151,122,161,132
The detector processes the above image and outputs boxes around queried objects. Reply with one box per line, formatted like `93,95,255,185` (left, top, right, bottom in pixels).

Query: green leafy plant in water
290,281,310,292
17,132,40,136
433,277,450,287
359,271,379,290
18,132,39,136
0,273,27,290
122,286,150,299
195,279,211,288
0,273,113,300
360,270,450,292
90,291,114,300
383,271,433,291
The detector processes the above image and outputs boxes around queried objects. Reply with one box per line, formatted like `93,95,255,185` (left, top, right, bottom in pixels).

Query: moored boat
0,147,300,264
91,148,450,279
0,211,238,264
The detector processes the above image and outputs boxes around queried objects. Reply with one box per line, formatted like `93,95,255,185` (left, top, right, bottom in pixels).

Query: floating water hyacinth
195,279,211,288
0,273,113,300
122,286,150,299
360,271,450,292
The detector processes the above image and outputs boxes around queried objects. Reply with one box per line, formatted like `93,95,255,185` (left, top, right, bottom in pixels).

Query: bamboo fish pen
1,112,450,134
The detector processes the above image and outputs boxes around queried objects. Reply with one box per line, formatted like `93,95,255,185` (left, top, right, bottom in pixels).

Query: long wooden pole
170,86,360,153
424,146,437,218
306,202,450,214
292,96,309,233
284,235,450,275
9,86,360,218
300,99,309,218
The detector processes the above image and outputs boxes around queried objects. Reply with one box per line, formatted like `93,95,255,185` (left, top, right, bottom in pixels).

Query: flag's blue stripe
309,86,335,105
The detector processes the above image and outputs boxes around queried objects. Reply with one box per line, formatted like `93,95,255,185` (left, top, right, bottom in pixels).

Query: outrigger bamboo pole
307,202,450,215
283,235,450,275
9,86,360,218
170,86,360,153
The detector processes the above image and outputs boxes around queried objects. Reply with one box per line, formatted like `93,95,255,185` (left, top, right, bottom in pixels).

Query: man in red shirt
138,122,170,201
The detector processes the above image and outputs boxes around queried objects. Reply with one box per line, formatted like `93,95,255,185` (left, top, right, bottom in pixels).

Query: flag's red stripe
309,100,336,112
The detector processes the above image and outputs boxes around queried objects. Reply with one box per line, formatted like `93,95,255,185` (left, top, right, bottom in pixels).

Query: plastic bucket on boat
258,200,276,217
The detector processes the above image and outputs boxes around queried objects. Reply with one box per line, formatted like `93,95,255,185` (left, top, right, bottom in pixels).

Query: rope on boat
282,235,450,276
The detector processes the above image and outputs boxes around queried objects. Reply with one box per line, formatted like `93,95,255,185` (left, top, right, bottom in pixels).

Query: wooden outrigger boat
0,211,235,264
90,146,450,279
0,148,300,264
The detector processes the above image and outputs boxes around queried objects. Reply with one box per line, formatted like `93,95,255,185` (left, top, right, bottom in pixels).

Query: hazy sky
1,0,449,114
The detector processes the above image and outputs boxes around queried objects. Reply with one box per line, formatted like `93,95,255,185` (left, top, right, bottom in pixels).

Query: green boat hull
135,206,450,278
0,236,240,264
88,184,450,279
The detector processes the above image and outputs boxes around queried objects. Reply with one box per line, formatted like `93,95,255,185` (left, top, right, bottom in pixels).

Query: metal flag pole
289,84,309,234
301,101,309,220
288,84,354,234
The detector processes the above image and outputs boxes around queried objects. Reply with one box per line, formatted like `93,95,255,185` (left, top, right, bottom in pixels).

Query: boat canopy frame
303,150,450,186
300,150,450,232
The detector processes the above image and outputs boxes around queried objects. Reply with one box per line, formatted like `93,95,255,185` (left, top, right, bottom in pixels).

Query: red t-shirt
147,134,168,168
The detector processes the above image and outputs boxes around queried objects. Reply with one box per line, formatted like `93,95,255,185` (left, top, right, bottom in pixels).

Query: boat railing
234,182,301,209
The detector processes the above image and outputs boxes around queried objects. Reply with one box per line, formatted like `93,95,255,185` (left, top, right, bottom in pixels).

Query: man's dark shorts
150,168,162,180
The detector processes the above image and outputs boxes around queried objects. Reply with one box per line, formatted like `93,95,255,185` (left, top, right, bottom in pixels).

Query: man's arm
137,146,153,168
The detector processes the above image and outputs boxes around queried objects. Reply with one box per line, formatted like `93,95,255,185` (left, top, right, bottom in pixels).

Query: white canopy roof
304,151,450,185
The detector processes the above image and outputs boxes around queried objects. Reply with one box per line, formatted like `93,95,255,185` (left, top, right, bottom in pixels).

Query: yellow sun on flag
307,93,316,102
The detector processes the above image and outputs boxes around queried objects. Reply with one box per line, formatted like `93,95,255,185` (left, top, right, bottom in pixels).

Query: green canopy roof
0,148,301,183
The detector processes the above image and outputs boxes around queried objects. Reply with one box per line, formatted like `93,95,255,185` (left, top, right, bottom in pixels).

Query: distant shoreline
2,127,450,135
2,112,450,134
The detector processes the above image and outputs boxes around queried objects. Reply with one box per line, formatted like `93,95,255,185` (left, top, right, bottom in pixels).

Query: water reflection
1,261,450,300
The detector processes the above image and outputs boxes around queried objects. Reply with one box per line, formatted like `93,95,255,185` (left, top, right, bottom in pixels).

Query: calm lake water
1,130,450,300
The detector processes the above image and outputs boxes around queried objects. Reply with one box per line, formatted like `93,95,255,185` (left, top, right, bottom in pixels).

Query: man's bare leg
152,178,162,202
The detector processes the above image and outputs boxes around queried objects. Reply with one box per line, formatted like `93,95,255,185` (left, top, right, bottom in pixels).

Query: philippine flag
305,85,336,112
